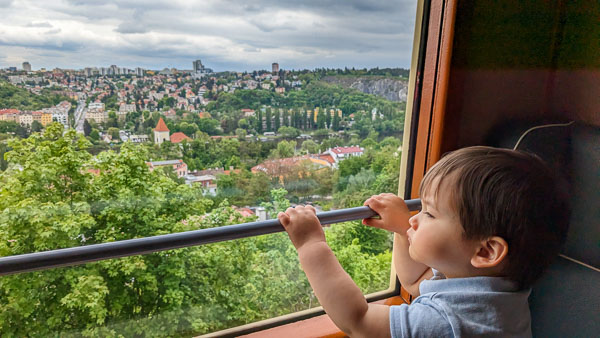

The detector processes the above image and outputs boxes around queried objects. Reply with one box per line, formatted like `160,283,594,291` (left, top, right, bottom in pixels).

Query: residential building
52,112,68,127
0,109,20,122
324,146,364,167
251,156,331,183
128,135,149,143
146,159,188,177
19,113,33,126
241,109,255,117
184,174,217,195
85,110,107,123
170,132,191,143
41,112,53,126
272,63,279,73
31,111,42,124
88,102,105,111
22,62,31,72
120,103,136,113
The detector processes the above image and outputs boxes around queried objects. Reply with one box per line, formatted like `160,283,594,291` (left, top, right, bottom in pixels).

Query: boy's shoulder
390,273,532,337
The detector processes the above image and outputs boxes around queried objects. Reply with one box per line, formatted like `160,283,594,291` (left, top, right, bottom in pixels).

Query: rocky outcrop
321,76,408,102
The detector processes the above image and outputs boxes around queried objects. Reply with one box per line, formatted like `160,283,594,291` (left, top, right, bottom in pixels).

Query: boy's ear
471,236,508,268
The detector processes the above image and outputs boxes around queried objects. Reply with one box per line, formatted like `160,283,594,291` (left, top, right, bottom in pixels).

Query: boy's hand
278,205,326,250
363,193,411,234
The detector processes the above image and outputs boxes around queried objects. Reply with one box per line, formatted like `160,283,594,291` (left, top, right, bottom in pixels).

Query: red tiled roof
235,207,255,218
0,109,21,115
318,154,335,165
170,132,191,143
154,117,169,132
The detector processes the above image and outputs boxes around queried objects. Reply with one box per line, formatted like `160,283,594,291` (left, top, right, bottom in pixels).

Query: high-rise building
193,59,204,72
22,62,32,72
272,63,279,74
135,67,145,77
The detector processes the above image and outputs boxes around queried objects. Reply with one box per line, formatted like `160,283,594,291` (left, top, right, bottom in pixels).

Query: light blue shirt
390,269,532,337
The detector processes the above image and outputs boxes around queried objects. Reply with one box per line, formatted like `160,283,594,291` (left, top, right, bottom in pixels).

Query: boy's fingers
362,217,385,229
277,212,290,227
364,197,384,210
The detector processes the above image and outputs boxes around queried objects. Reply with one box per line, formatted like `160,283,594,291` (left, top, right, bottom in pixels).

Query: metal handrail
0,200,421,276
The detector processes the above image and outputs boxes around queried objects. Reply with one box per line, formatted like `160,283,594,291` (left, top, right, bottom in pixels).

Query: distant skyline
0,0,417,72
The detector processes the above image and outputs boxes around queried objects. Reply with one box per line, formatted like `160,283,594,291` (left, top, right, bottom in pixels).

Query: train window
0,0,422,335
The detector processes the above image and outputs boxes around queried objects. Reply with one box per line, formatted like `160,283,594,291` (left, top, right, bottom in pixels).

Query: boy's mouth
406,229,414,243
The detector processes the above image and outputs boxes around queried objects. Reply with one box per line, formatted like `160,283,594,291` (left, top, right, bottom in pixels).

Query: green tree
108,127,120,141
89,128,100,142
265,108,272,132
270,140,296,159
274,109,281,131
235,128,247,140
332,111,341,131
83,119,92,136
237,118,249,130
301,140,319,154
277,126,300,139
31,120,43,133
256,110,263,134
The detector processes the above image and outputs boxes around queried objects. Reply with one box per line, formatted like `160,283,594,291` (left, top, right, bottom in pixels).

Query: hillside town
1,60,405,219
2,59,299,130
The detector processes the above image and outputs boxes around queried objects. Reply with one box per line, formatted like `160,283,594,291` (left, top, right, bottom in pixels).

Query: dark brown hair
420,146,570,289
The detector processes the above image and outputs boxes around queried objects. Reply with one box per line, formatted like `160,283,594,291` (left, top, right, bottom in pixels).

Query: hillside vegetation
0,80,70,110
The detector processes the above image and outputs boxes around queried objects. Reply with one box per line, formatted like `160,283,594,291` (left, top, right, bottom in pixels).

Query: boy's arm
393,233,432,297
278,206,391,338
363,194,431,297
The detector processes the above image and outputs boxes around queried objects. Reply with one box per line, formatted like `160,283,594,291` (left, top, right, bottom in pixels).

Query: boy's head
419,146,570,289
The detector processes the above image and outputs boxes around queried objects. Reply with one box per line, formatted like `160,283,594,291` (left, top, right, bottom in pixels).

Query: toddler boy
277,146,569,337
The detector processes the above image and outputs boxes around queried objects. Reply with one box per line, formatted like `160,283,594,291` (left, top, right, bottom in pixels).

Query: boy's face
407,175,479,277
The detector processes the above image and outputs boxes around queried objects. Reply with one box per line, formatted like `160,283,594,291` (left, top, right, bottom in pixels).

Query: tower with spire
154,117,170,144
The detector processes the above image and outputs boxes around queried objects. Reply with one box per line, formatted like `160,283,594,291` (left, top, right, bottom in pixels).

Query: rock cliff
321,76,408,102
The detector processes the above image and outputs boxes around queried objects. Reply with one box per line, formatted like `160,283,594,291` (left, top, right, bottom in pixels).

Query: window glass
0,0,416,335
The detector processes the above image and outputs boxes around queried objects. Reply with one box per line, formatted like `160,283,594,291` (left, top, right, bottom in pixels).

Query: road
74,100,86,134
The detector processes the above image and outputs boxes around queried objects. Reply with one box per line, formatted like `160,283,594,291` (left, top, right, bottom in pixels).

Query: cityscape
1,58,408,204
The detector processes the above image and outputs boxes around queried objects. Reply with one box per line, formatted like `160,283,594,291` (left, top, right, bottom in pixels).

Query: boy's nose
409,214,418,230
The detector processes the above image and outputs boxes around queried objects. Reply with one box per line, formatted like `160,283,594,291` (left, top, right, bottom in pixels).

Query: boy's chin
407,247,423,264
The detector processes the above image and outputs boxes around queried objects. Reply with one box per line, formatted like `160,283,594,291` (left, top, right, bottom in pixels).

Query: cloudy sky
0,0,417,72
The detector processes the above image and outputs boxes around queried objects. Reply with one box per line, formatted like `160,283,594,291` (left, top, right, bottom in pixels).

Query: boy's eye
423,212,434,218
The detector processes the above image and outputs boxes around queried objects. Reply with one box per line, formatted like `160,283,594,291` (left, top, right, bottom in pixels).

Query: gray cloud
115,22,149,34
26,21,53,28
1,0,417,71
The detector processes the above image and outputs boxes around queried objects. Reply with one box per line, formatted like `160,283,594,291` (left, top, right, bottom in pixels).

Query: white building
184,174,217,196
88,102,105,111
18,113,33,126
326,146,364,168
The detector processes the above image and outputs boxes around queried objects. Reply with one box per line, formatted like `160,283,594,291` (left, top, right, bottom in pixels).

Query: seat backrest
489,121,600,337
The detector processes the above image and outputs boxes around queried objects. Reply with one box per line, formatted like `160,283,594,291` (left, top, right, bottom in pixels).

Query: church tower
154,117,170,144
